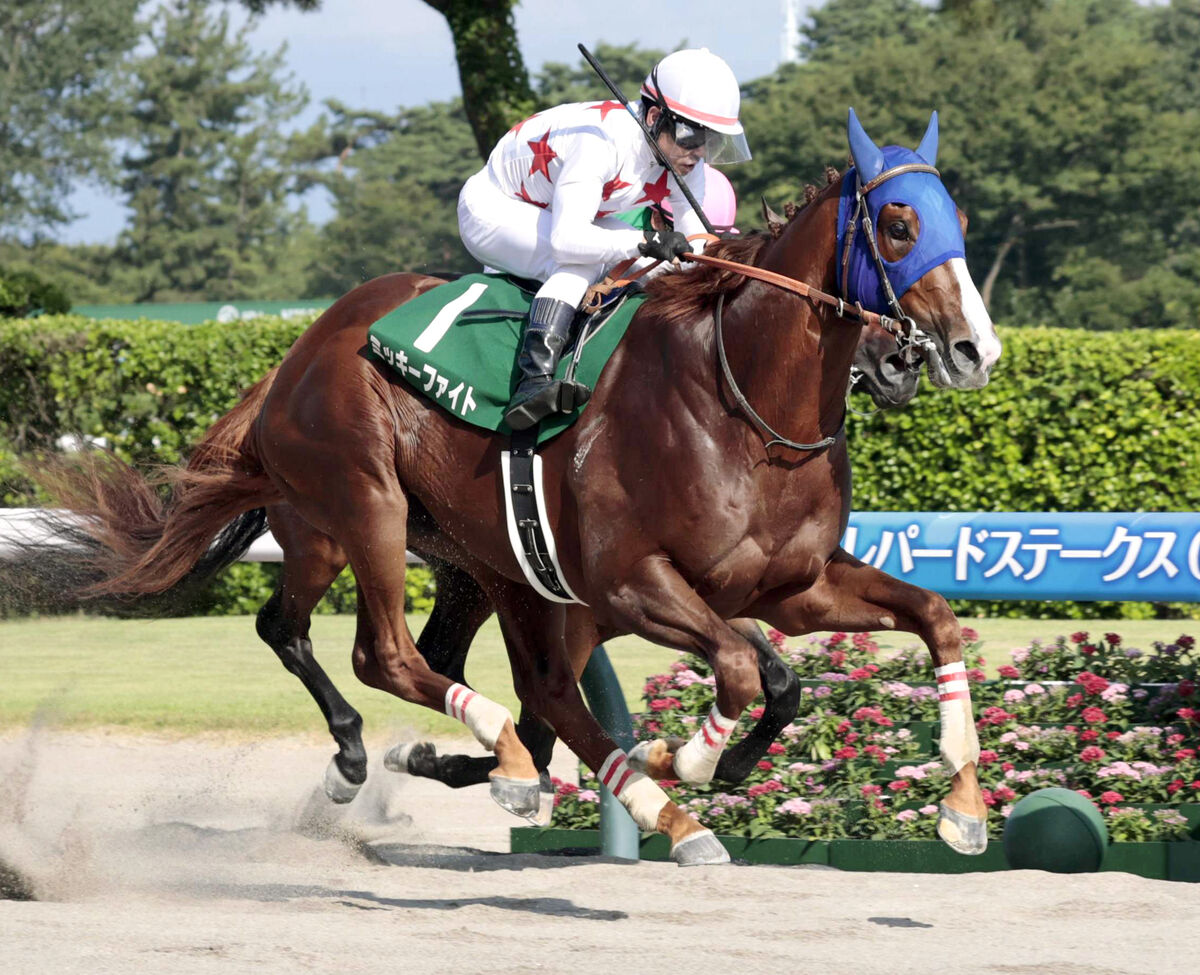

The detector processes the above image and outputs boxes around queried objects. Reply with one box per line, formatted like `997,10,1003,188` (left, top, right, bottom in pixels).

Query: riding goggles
669,113,751,165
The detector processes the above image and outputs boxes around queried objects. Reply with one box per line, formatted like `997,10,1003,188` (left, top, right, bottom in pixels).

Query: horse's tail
5,367,285,613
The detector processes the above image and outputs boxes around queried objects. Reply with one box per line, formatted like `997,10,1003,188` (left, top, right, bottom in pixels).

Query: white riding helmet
640,48,751,165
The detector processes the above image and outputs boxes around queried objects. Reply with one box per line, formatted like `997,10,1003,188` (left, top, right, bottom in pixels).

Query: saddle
367,272,644,445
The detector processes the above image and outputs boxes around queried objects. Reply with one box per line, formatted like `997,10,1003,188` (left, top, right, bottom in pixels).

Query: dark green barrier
2,319,1198,618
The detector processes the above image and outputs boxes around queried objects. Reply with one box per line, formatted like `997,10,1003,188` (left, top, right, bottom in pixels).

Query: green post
579,645,640,861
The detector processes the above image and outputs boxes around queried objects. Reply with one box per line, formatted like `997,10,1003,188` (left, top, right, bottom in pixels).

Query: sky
63,0,816,244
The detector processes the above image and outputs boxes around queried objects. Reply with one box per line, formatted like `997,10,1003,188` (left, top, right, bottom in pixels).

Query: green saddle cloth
367,273,646,444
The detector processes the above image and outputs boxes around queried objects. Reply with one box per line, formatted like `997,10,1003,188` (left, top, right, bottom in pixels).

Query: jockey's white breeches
458,171,635,307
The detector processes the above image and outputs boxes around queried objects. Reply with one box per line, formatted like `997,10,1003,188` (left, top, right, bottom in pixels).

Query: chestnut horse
21,112,998,865
250,291,923,806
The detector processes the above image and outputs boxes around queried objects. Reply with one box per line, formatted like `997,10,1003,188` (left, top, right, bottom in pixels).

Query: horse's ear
916,110,939,165
761,196,786,238
847,108,885,183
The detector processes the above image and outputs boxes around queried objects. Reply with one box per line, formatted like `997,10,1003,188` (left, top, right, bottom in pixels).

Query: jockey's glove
638,228,691,262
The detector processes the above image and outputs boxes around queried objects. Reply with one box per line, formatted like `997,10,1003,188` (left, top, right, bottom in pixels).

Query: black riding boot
503,297,589,431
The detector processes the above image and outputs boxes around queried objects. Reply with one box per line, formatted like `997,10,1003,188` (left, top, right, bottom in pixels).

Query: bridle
586,163,947,452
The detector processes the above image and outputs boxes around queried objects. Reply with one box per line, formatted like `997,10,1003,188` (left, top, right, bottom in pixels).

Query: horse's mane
641,165,844,324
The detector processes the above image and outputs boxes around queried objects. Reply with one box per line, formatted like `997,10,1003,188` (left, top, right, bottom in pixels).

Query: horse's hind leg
327,492,541,818
385,559,555,791
255,504,366,802
490,582,729,865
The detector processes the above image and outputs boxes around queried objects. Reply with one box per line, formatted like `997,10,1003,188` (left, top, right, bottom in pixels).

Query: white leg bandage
598,748,670,832
935,662,980,773
671,704,739,784
444,683,512,751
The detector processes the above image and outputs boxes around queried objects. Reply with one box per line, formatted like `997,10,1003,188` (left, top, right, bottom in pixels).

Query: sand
0,727,1195,975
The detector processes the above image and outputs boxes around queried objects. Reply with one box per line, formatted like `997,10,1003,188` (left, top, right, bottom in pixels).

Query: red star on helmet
514,182,547,208
601,175,631,201
635,169,671,207
527,130,558,181
589,100,624,122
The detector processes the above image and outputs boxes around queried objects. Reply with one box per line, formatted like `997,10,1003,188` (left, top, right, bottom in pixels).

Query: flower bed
547,629,1200,860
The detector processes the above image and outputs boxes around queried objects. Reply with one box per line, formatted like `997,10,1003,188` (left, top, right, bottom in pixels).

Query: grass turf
0,615,1193,738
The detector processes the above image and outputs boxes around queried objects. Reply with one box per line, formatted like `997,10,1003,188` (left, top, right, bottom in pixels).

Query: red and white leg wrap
444,682,512,751
598,748,670,831
671,704,739,784
935,661,980,773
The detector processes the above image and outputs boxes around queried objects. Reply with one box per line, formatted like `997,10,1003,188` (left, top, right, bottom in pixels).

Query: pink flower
1180,680,1197,698
1098,790,1124,805
1070,631,1089,644
1174,749,1197,761
998,665,1021,679
767,628,787,647
1178,635,1196,649
828,632,848,645
1168,779,1185,794
1079,729,1099,742
749,706,765,720
1066,693,1084,708
887,779,910,793
1081,706,1107,724
558,781,579,795
966,668,987,682
861,784,883,797
848,667,873,680
1080,644,1097,656
1104,633,1122,646
649,698,681,711
756,760,773,771
767,742,786,755
961,626,980,642
828,650,847,668
978,749,999,765
1080,746,1106,763
834,746,859,760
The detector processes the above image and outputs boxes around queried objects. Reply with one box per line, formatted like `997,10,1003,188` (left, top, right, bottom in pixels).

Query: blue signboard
843,512,1200,601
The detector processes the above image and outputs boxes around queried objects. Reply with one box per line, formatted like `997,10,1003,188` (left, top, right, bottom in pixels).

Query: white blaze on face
950,258,1001,372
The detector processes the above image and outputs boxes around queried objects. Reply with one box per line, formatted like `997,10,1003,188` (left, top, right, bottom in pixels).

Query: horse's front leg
752,547,987,855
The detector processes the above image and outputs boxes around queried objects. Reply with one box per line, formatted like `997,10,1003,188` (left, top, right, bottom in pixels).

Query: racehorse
14,111,998,864
248,295,923,807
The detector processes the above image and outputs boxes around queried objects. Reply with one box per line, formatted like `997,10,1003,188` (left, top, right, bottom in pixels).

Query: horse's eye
888,221,910,241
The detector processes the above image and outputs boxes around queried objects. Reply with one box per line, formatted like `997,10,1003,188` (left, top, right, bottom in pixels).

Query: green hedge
2,318,1198,619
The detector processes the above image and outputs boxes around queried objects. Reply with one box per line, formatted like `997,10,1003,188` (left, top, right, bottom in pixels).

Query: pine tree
117,0,310,301
0,0,140,238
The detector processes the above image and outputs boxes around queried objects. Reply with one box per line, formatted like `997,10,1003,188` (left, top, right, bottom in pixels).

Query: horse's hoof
323,758,363,804
937,802,988,855
490,775,542,818
627,739,659,773
525,790,554,827
382,742,416,774
670,829,731,867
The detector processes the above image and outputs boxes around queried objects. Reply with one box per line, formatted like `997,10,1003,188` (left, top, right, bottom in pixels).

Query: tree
292,100,480,294
421,0,538,160
0,0,140,239
116,0,312,301
735,0,1200,328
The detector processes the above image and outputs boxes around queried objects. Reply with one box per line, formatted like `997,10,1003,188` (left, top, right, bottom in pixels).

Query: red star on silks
601,174,631,201
589,100,624,121
527,130,558,181
507,111,541,136
514,182,548,208
635,169,671,207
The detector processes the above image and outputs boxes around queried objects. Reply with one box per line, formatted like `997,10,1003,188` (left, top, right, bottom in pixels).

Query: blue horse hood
836,144,965,312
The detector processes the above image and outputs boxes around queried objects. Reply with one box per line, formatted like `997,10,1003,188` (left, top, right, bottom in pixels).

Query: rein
584,163,943,453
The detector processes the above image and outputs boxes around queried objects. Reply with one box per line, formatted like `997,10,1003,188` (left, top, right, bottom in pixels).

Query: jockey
456,47,751,431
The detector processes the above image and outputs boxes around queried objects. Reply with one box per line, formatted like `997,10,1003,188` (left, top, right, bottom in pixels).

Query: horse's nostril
953,340,981,367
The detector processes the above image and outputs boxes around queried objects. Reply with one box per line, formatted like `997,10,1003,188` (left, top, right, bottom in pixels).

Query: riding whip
577,43,718,237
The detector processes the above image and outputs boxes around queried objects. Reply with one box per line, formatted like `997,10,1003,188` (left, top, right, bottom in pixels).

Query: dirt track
0,728,1195,975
